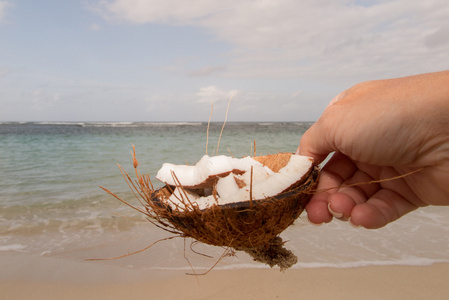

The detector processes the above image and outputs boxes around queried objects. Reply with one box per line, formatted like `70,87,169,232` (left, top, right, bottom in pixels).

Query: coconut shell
151,161,319,249
105,151,320,271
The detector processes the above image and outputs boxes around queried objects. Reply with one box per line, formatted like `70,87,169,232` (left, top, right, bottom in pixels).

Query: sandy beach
2,252,448,300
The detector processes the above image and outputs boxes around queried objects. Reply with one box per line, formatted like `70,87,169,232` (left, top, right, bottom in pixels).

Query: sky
0,0,448,122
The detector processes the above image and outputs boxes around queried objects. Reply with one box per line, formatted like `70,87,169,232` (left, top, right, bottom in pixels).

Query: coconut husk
103,150,319,271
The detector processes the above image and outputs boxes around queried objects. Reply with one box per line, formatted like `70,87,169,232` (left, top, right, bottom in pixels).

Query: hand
297,71,449,229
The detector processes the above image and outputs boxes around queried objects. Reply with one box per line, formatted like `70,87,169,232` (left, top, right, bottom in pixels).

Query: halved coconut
150,153,319,270
103,151,319,271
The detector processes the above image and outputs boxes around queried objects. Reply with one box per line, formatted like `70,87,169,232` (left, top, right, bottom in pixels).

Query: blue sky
1,0,448,122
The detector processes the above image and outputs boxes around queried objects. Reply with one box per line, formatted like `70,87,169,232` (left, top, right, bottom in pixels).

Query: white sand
2,252,448,300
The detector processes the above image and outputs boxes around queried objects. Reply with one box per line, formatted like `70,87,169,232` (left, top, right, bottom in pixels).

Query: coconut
103,150,319,271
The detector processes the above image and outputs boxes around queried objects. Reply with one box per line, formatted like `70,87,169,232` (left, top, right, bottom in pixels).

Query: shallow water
1,122,448,270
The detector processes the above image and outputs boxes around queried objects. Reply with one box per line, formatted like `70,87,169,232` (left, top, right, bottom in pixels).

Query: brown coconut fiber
101,148,319,271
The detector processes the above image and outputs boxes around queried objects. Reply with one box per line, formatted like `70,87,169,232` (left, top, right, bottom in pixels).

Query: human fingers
305,171,339,224
305,152,357,224
296,89,347,160
297,121,335,165
349,189,421,229
306,152,385,224
327,167,381,220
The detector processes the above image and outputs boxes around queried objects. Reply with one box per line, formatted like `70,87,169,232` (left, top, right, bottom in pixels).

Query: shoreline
2,252,448,299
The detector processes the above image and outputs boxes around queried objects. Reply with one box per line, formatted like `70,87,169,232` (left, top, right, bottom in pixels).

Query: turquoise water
1,122,449,270
0,122,308,206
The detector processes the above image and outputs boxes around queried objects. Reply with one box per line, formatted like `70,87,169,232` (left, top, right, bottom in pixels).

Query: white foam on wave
295,257,449,269
0,244,27,252
34,121,85,126
145,254,449,271
79,121,203,127
140,122,202,126
82,122,138,127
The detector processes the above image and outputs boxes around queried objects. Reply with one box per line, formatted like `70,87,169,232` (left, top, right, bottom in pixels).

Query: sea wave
0,121,205,128
78,121,203,127
0,244,28,252
138,122,203,126
81,122,139,128
0,121,28,125
144,257,449,271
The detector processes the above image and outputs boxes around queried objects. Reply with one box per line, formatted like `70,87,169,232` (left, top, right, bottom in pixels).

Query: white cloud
196,85,238,105
95,0,449,81
139,85,319,121
31,88,62,109
425,26,449,48
95,0,236,24
188,65,226,77
0,66,9,77
291,90,302,98
89,23,101,31
159,56,226,77
0,1,11,22
147,86,319,121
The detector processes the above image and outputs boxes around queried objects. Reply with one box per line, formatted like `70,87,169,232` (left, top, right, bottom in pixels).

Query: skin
297,70,449,229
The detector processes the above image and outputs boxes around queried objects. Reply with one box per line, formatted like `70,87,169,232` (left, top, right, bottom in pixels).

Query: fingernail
348,217,361,228
295,147,300,155
328,203,343,219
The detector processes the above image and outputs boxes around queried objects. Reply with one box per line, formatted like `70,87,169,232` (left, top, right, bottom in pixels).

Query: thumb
296,92,346,164
296,120,336,165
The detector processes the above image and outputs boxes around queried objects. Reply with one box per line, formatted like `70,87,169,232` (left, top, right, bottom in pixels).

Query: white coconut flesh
156,155,265,187
155,154,314,211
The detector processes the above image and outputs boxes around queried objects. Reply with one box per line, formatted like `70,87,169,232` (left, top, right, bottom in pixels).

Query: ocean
1,122,448,271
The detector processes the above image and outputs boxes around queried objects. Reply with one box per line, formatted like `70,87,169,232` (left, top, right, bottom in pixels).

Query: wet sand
2,252,448,300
